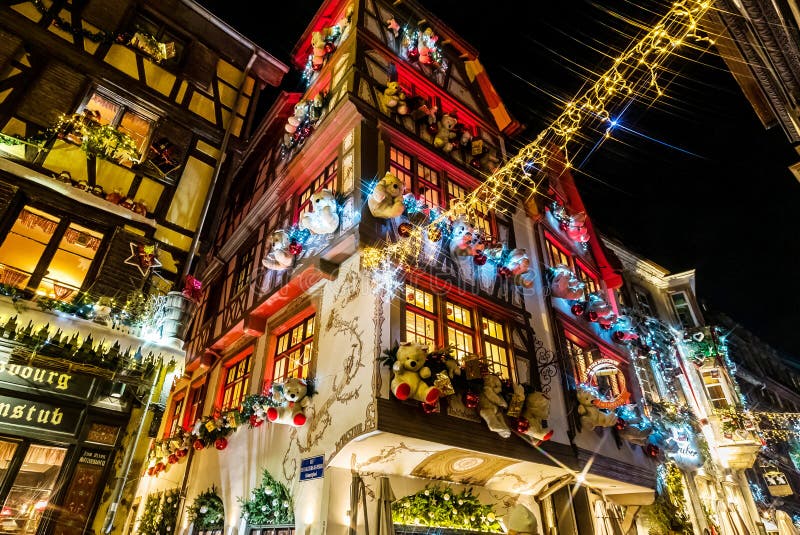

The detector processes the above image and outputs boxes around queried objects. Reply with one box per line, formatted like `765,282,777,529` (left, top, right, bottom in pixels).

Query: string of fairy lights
362,0,716,292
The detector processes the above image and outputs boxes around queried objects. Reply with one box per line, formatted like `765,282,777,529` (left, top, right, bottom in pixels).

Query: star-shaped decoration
124,242,161,276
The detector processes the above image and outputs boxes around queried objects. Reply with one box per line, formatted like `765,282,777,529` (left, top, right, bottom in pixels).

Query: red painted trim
214,345,255,411
164,389,186,438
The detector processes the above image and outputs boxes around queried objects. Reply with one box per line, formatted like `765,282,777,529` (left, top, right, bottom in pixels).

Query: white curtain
0,441,17,467
24,445,66,466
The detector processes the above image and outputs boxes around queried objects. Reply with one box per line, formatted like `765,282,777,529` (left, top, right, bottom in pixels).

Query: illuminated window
220,351,253,410
183,383,206,430
297,160,338,220
232,246,256,296
79,89,156,162
404,285,437,350
447,180,491,236
574,261,599,294
544,234,571,268
0,206,103,300
702,369,729,410
670,291,697,328
273,315,316,382
564,336,590,384
390,146,413,193
164,394,185,437
482,318,512,380
446,300,475,364
417,162,442,208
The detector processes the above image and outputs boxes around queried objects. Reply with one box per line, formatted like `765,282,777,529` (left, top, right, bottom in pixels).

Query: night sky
200,0,800,358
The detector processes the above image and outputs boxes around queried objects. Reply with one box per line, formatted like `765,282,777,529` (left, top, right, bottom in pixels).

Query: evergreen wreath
157,489,181,535
238,469,294,525
188,486,225,530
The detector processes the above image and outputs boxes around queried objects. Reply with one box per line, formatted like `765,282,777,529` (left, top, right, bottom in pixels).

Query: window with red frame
402,284,514,379
182,382,206,430
297,160,337,221
220,350,253,410
273,314,316,382
447,181,491,237
164,393,185,438
544,234,571,268
574,261,599,294
562,331,623,398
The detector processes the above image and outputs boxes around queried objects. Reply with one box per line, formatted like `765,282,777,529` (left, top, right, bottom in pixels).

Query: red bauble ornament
473,253,488,266
253,418,264,428
422,401,439,414
249,415,258,426
288,241,303,255
426,123,439,135
168,453,178,464
147,466,156,476
408,47,420,60
615,418,626,431
587,311,599,322
571,302,585,316
645,444,659,458
193,439,205,451
214,437,228,451
498,266,512,278
176,448,187,458
470,158,482,169
515,417,531,434
312,62,323,72
612,331,625,344
600,323,612,331
324,42,336,55
464,391,479,409
155,462,165,473
397,222,413,238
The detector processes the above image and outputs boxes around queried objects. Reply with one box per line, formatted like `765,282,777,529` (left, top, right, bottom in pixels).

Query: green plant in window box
391,484,503,532
238,469,294,525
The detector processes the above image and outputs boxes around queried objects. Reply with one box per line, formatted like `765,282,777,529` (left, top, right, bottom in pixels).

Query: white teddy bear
266,378,311,427
262,230,294,271
367,172,406,219
521,390,554,443
479,374,511,438
300,189,339,234
576,385,617,429
434,113,458,152
585,293,616,328
449,218,476,258
286,101,308,132
549,264,585,300
505,249,534,289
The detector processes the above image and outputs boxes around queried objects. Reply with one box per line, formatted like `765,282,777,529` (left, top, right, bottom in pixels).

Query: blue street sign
299,455,324,481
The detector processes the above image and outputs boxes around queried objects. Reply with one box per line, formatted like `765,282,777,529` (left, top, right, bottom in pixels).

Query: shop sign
763,469,793,497
667,425,703,470
0,356,92,398
299,455,324,481
584,358,631,409
0,394,81,435
54,449,109,535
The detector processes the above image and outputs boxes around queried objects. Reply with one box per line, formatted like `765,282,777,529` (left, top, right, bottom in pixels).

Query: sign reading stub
299,455,324,481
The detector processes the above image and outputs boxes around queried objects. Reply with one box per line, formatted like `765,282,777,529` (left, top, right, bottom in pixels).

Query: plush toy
617,414,654,446
585,293,616,328
449,218,476,258
309,93,326,123
521,391,554,443
262,230,295,270
506,249,534,288
380,82,408,115
336,4,354,42
286,100,308,132
549,264,586,300
506,504,538,535
418,28,438,65
299,189,339,234
566,212,590,243
434,113,458,152
479,374,511,438
368,172,406,219
386,16,401,38
576,385,617,429
391,342,440,404
311,32,327,71
266,378,311,427
612,316,639,343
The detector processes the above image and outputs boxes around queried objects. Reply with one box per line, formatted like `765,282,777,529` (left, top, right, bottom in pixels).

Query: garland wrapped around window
239,469,294,525
188,486,225,530
55,112,141,164
391,484,503,532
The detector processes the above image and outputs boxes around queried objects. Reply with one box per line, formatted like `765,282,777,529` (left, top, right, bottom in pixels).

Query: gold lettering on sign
0,402,66,426
0,360,72,390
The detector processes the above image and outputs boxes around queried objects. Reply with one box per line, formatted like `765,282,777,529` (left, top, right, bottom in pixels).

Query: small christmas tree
239,469,294,525
188,486,225,529
137,492,162,535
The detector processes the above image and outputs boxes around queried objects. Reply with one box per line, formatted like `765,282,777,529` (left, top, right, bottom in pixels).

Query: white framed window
669,291,697,328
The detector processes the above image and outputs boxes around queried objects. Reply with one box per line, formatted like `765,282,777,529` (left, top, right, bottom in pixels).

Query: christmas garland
190,411,239,451
391,484,502,532
158,489,181,535
641,462,693,535
137,492,162,535
239,469,294,525
187,486,225,530
240,393,280,428
280,92,330,158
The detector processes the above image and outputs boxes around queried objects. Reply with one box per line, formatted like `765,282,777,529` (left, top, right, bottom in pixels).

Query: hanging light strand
362,0,715,277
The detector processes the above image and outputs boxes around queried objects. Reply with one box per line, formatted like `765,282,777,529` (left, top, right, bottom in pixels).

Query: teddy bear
380,82,408,115
434,113,458,152
585,293,616,328
576,385,617,429
478,149,501,173
286,100,308,132
262,230,294,270
449,218,476,258
565,212,590,243
300,189,339,234
311,31,327,71
367,172,406,219
391,342,440,404
479,374,511,438
418,28,439,65
266,378,311,427
336,4,354,42
505,249,534,289
520,391,554,443
549,264,586,300
617,413,654,446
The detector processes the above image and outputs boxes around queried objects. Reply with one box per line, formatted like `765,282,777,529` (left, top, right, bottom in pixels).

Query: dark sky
201,0,800,358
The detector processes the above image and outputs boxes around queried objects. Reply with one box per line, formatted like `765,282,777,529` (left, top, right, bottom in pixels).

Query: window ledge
0,157,157,228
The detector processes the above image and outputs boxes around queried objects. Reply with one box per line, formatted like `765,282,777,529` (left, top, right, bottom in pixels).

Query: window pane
1,445,67,534
273,315,316,382
446,302,472,328
118,110,152,156
405,310,436,350
447,326,474,362
483,318,505,341
405,285,434,313
83,92,120,125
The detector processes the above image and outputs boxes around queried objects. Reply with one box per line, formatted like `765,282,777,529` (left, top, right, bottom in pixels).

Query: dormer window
670,291,697,328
